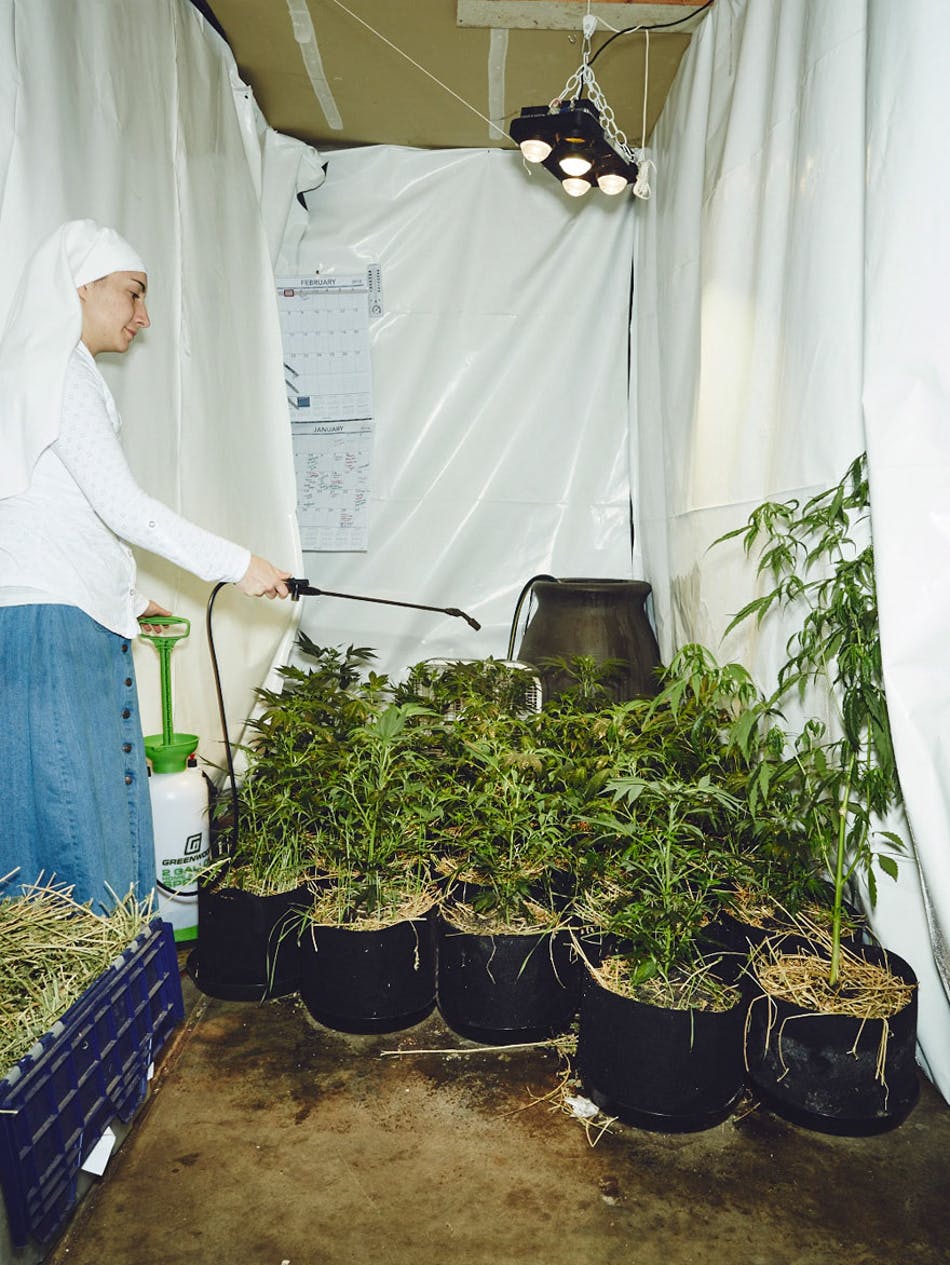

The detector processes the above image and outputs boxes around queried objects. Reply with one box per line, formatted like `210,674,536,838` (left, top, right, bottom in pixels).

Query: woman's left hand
138,599,173,634
140,600,172,619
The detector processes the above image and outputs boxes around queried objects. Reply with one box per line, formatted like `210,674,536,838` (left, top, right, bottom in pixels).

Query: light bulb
559,152,593,178
597,171,629,195
562,176,592,198
519,137,552,163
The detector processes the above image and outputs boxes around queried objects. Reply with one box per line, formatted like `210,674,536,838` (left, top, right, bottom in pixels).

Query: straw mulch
591,954,740,1013
0,878,153,1076
754,948,915,1020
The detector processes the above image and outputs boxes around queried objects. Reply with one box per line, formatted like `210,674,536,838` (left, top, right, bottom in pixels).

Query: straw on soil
752,916,915,1019
440,900,566,937
591,954,740,1013
754,950,914,1019
305,882,437,931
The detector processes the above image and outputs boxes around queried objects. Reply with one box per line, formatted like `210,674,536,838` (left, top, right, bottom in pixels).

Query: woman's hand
237,555,292,599
138,600,173,636
140,600,172,620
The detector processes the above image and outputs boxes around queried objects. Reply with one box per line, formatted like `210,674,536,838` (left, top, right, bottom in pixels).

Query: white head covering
0,219,147,500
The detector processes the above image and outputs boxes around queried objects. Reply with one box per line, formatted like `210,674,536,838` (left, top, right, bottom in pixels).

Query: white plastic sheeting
634,0,950,1098
277,147,638,679
862,0,950,1096
0,0,303,761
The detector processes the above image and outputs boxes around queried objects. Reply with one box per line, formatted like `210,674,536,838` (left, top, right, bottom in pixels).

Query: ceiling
199,0,714,155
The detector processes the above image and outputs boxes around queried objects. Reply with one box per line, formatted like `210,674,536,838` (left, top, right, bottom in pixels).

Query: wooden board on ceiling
205,0,708,152
457,1,708,31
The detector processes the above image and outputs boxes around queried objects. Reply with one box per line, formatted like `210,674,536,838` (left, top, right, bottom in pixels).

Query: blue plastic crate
0,918,184,1248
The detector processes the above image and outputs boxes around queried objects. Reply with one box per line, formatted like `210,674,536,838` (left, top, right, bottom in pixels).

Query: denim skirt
0,604,155,910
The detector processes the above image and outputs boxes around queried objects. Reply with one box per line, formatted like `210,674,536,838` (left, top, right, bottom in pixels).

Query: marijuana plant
718,453,902,984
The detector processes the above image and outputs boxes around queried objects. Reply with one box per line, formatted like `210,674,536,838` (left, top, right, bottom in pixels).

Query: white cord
633,153,655,200
632,30,654,199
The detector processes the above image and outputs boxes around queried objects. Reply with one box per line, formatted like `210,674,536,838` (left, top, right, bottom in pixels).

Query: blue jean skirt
0,604,155,910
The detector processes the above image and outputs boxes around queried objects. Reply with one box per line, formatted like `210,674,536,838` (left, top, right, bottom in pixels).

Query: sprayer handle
137,614,191,637
288,578,321,601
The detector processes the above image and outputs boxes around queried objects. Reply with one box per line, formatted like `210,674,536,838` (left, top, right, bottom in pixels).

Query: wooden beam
458,1,707,32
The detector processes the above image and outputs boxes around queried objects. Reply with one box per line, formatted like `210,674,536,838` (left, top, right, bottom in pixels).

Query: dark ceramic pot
513,577,662,703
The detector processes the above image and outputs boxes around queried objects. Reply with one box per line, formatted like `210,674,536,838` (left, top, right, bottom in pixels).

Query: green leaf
878,854,899,881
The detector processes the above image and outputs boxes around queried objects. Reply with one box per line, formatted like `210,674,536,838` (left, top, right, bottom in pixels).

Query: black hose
205,581,240,860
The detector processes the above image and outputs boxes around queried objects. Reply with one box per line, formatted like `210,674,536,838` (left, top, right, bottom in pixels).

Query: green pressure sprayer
138,614,210,944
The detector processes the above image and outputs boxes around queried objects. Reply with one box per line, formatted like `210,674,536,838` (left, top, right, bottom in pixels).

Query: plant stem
830,756,854,988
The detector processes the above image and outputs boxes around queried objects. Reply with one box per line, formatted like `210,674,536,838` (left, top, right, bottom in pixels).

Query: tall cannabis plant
719,453,902,984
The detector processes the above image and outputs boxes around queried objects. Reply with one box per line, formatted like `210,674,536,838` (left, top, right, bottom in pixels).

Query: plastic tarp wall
0,0,306,765
276,147,637,679
862,0,950,1100
633,0,950,1099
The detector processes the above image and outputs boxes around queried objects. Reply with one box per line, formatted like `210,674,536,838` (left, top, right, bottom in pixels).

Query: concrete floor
43,955,950,1265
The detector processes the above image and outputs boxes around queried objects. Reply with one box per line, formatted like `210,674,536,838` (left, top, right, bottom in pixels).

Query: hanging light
508,17,640,202
512,105,554,163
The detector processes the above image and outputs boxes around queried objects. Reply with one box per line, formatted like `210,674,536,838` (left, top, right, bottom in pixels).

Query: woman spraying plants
0,220,292,910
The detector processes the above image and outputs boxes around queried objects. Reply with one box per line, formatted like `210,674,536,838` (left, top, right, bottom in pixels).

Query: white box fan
414,658,543,718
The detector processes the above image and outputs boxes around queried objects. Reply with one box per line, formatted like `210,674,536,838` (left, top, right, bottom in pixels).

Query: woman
0,219,292,909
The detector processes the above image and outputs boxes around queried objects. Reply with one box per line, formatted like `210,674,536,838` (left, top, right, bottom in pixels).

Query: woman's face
78,271,150,356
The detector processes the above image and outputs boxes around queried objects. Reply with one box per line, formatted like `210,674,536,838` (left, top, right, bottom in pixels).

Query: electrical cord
589,0,717,67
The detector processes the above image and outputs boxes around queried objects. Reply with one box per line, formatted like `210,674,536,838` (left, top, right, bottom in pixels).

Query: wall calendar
276,270,380,551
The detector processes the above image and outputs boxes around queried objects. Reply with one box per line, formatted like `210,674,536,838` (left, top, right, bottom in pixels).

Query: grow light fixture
509,16,640,199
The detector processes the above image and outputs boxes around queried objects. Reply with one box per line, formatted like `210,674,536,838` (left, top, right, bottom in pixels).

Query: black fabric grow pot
744,945,919,1136
576,968,746,1133
436,919,580,1045
299,913,437,1034
186,882,309,1001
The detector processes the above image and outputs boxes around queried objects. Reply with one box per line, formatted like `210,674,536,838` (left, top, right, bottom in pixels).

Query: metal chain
551,52,635,163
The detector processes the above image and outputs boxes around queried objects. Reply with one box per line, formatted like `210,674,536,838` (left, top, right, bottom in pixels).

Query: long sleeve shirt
0,342,250,636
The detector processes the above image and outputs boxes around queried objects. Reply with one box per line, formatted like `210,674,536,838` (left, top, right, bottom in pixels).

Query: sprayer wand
286,577,481,630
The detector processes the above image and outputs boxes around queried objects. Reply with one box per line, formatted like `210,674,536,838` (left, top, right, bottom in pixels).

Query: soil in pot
744,943,919,1135
187,880,310,1001
299,911,437,1034
437,912,580,1045
576,959,746,1133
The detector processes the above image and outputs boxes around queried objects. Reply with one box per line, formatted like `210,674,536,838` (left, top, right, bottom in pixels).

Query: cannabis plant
214,640,391,893
433,710,573,924
718,453,902,984
310,700,440,922
586,771,742,985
